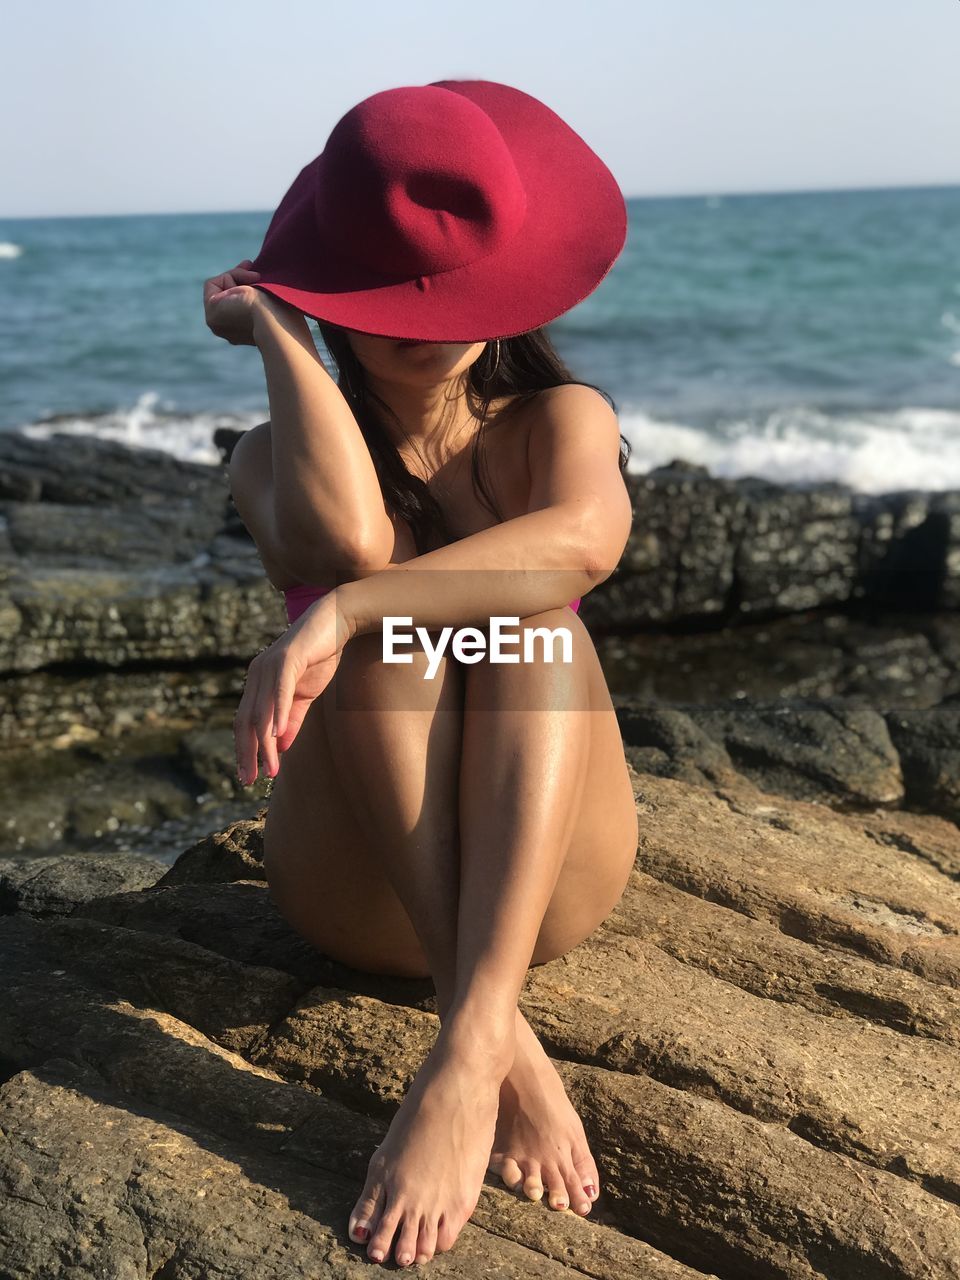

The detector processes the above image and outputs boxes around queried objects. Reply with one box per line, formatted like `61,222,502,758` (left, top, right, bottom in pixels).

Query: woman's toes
521,1166,545,1202
392,1211,423,1268
543,1165,571,1212
366,1202,403,1264
435,1211,460,1253
348,1183,384,1245
574,1153,601,1203
415,1215,439,1266
562,1164,592,1215
492,1155,524,1193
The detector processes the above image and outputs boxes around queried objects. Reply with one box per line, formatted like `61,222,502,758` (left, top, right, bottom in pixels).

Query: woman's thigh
461,607,638,963
527,611,639,961
262,632,447,976
262,609,638,977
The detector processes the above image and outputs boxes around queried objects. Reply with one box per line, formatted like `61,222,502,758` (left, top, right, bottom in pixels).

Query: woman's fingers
203,275,241,307
252,648,289,778
254,693,280,778
235,600,345,785
235,655,266,784
203,277,226,305
228,267,261,284
276,701,310,754
202,265,261,304
274,657,300,740
235,644,299,782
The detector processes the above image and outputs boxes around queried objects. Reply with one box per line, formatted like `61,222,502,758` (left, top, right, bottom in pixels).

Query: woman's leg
452,608,635,1222
344,607,598,1269
321,627,465,995
263,608,636,1267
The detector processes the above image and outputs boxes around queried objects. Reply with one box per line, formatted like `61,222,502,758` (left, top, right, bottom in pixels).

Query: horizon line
3,178,959,221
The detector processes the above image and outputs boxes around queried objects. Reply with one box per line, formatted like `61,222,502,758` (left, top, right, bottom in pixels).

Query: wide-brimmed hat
249,78,627,343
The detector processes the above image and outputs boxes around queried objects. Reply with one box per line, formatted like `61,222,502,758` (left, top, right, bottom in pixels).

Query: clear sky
2,0,956,218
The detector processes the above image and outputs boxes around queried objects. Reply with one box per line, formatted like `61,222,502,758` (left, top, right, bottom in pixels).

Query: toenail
584,1183,597,1198
554,1200,568,1210
397,1254,413,1266
578,1200,591,1214
353,1223,369,1241
369,1248,383,1261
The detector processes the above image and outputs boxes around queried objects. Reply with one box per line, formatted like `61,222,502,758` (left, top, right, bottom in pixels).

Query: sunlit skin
204,263,638,1267
340,330,489,473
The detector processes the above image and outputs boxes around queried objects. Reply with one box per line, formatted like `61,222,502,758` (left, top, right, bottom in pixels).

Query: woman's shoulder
230,419,272,470
498,383,610,420
529,382,611,411
506,384,616,452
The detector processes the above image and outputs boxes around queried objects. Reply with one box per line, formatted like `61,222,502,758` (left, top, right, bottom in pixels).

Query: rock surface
2,431,959,865
2,433,960,682
2,748,960,1276
3,432,960,1275
0,851,166,916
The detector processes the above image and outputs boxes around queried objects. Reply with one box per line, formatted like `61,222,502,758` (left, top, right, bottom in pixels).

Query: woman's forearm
338,501,604,638
252,300,394,574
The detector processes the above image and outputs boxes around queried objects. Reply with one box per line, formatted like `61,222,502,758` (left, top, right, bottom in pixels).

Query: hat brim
249,79,627,343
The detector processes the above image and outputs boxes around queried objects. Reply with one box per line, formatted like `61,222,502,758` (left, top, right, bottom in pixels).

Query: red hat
249,78,627,343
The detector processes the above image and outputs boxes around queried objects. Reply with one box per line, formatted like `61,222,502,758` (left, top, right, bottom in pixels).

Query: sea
1,184,958,494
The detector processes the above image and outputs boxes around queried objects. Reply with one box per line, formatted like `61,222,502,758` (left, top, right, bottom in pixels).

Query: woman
204,79,638,1270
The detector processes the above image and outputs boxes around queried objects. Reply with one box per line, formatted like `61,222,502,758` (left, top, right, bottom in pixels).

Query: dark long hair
314,323,632,556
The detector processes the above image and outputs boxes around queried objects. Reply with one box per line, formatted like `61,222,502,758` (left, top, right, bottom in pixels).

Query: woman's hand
203,260,270,346
235,591,355,785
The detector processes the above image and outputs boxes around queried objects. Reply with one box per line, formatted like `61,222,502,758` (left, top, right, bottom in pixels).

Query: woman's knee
499,606,591,661
333,626,464,711
464,607,593,707
336,626,462,680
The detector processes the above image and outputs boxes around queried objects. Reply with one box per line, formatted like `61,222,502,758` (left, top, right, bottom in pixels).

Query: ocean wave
16,390,264,465
620,404,960,493
9,392,960,494
0,242,23,259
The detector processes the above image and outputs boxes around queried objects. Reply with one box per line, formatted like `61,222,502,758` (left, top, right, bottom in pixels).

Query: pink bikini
283,583,581,626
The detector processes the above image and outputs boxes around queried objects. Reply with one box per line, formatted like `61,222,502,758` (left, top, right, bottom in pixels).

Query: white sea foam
619,404,960,493
0,242,23,259
11,391,960,494
17,390,265,466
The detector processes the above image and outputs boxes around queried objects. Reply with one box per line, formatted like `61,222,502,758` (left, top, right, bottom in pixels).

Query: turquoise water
2,185,958,491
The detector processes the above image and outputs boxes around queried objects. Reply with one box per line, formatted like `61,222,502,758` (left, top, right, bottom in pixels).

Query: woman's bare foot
348,1022,513,1267
488,1010,601,1215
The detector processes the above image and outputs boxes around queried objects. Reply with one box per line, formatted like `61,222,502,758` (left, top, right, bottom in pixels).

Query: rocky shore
0,428,957,860
3,748,960,1276
0,427,959,1274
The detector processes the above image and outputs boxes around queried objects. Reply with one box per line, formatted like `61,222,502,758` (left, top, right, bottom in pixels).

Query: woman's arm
232,384,632,778
337,383,634,638
251,299,397,581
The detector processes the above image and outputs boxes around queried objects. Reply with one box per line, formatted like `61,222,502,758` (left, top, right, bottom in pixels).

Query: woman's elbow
275,523,394,584
580,496,633,585
342,527,397,576
582,556,619,589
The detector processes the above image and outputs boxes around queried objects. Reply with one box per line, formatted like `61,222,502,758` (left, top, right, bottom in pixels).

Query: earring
480,338,501,384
